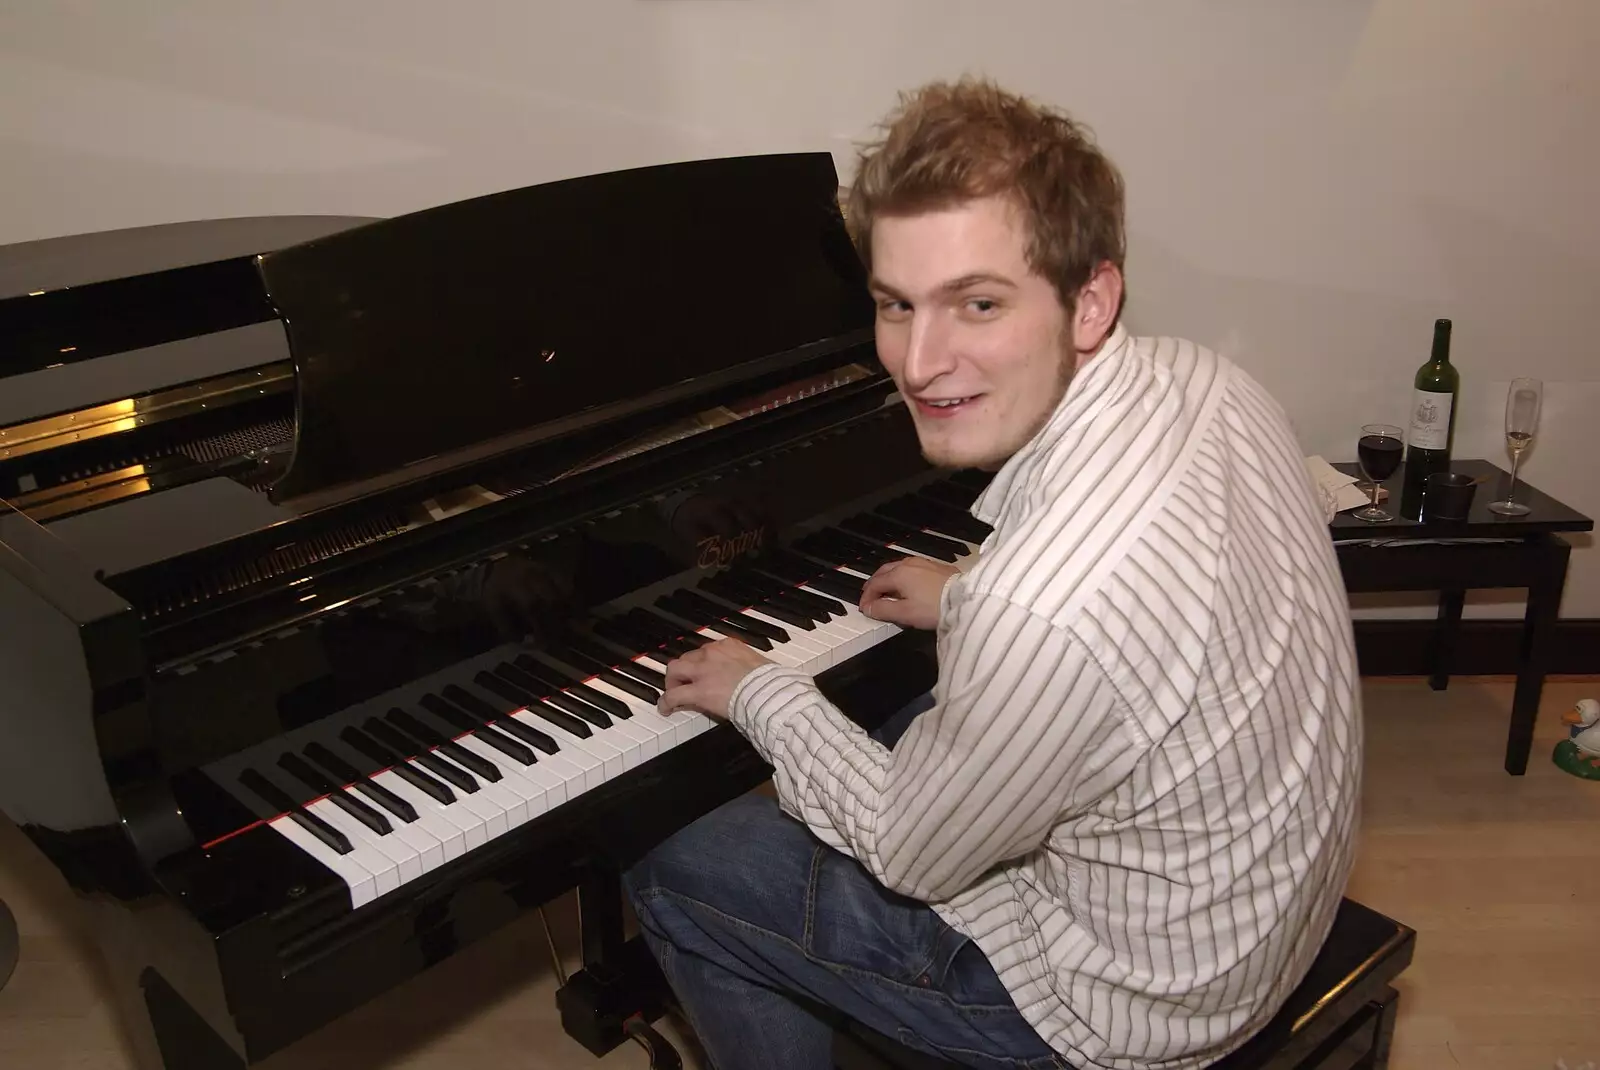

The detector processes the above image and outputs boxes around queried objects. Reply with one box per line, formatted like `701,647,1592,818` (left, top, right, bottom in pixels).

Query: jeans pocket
803,845,969,988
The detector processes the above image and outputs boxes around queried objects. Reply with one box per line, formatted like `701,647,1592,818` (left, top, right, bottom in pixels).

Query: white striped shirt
729,323,1362,1070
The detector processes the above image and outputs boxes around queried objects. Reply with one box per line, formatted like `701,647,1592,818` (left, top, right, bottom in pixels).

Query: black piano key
768,548,867,601
881,493,991,543
593,666,659,702
671,588,791,642
840,514,963,562
287,808,355,855
472,723,538,765
513,654,633,719
867,512,971,560
796,529,883,572
760,577,849,621
339,727,457,804
485,666,594,738
654,592,776,649
304,742,418,823
623,606,701,646
567,632,669,688
919,477,981,509
540,688,612,730
947,468,993,490
476,668,544,709
385,708,503,783
419,693,537,766
720,567,834,621
627,607,713,652
613,658,667,689
496,660,614,728
678,586,792,639
238,768,353,855
363,717,481,794
238,766,301,813
489,713,560,755
277,752,393,836
445,683,561,754
544,644,661,701
441,684,506,722
700,572,818,627
592,615,685,659
419,692,482,731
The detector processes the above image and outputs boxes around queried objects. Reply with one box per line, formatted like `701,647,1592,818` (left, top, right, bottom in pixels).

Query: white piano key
509,710,606,790
450,734,552,820
428,749,526,833
585,703,657,760
371,770,477,858
308,798,419,886
268,814,379,908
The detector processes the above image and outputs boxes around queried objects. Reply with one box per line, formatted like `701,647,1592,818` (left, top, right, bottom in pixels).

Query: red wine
1358,434,1403,481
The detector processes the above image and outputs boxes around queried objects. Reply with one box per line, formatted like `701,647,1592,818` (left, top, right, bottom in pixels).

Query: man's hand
658,637,775,720
859,556,960,631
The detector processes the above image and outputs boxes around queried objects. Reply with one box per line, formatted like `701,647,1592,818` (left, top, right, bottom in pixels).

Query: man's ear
1070,261,1125,358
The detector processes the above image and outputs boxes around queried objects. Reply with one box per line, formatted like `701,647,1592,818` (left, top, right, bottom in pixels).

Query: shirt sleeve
728,590,1144,903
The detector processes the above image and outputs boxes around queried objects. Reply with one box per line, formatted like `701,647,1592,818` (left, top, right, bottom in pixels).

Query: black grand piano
0,153,994,1067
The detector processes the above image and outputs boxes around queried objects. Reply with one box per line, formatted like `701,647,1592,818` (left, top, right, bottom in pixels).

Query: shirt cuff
728,662,810,740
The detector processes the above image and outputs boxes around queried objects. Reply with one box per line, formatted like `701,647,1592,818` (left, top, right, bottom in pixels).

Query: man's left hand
658,637,775,720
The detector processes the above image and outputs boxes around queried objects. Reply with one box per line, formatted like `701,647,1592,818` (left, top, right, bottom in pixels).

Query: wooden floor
2,676,1598,1069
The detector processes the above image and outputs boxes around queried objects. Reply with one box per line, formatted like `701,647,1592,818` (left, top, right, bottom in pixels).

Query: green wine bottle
1402,318,1459,511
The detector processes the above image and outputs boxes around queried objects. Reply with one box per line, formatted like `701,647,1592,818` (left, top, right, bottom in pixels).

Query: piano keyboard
202,485,987,909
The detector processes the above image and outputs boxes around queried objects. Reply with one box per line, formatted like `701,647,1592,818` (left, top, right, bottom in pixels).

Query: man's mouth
913,395,979,417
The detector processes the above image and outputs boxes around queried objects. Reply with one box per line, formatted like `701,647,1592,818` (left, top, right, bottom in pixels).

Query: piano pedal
624,1013,683,1070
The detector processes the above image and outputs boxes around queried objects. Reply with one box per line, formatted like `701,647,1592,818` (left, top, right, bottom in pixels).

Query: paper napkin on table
1304,455,1372,516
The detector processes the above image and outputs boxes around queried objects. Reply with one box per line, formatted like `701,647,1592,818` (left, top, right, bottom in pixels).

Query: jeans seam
636,885,1023,1013
894,1025,1067,1070
804,845,822,953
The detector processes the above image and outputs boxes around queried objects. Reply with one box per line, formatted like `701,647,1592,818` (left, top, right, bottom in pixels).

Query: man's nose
900,316,956,390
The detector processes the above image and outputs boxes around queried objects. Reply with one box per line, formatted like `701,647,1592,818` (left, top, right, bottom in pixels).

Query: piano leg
83,897,250,1070
557,866,679,1059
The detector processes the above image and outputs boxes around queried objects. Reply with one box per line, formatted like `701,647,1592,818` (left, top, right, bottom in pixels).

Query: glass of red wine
1354,423,1403,522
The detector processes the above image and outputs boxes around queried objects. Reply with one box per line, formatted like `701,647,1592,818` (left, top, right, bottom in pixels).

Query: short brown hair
844,78,1126,317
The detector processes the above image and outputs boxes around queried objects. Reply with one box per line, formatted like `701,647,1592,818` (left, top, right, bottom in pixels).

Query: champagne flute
1354,423,1403,522
1487,378,1542,516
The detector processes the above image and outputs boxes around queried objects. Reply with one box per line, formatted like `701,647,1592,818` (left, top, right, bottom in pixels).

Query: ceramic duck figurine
1553,698,1600,779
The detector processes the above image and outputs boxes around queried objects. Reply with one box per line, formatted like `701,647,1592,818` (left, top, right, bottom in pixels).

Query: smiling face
869,195,1113,470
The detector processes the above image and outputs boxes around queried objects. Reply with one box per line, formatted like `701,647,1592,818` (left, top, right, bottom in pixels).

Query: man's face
868,196,1074,471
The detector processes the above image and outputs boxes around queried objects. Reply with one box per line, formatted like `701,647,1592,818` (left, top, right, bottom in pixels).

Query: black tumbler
1425,472,1476,521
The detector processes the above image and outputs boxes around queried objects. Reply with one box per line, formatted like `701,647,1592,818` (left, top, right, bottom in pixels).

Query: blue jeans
621,695,1072,1070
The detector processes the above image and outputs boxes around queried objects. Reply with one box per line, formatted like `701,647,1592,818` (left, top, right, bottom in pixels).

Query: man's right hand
859,557,960,631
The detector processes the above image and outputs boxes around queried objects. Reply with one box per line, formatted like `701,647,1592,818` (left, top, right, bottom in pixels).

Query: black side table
1330,459,1593,774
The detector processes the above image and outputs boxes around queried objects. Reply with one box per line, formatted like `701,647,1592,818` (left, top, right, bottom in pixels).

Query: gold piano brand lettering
697,527,765,568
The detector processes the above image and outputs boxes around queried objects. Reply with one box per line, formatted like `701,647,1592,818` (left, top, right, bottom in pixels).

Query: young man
624,78,1361,1070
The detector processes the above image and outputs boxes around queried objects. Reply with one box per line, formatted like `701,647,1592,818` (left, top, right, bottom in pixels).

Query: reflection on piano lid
0,153,994,1069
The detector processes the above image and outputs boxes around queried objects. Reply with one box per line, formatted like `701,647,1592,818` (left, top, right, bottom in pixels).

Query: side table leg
1429,589,1465,691
1505,541,1570,775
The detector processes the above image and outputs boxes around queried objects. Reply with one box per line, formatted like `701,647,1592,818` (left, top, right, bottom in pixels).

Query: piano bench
831,897,1415,1070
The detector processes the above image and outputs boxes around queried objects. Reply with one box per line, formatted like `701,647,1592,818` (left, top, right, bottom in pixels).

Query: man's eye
968,299,997,313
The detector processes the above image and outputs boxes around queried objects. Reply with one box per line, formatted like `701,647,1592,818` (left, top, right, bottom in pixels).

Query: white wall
3,0,1596,617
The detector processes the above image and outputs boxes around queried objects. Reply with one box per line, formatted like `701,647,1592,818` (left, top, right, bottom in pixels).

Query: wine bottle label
1408,389,1453,450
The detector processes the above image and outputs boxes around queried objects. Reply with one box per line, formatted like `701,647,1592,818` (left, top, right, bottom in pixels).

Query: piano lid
256,152,875,509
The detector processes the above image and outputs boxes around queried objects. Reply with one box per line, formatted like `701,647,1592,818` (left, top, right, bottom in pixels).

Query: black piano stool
831,898,1415,1070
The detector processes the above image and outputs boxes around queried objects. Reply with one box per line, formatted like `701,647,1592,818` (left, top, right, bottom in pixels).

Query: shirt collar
970,320,1135,526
